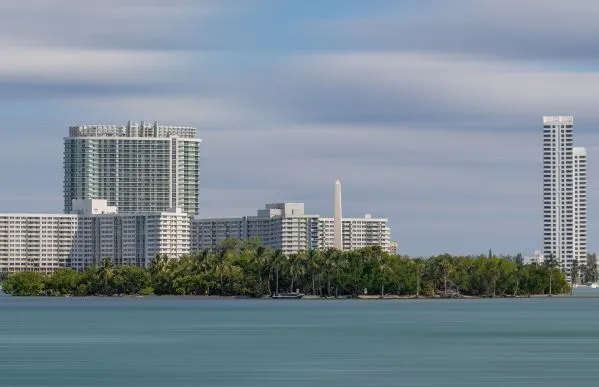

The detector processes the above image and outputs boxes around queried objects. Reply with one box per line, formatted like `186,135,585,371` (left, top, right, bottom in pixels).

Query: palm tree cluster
569,254,599,287
1,238,570,297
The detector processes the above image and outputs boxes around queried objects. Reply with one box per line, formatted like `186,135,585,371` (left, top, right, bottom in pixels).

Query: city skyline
2,1,599,256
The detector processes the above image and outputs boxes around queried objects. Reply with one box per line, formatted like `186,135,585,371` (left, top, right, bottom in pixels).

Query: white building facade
0,213,86,274
192,203,391,255
523,250,545,266
542,116,587,272
64,121,201,216
318,216,391,251
0,200,190,274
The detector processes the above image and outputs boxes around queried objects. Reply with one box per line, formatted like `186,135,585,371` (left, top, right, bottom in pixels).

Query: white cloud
0,43,182,83
69,95,285,128
318,0,599,61
282,52,599,122
0,0,232,85
0,1,224,49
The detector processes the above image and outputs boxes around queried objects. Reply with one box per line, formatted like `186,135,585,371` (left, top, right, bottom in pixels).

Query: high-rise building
63,121,201,216
572,147,587,266
542,116,587,272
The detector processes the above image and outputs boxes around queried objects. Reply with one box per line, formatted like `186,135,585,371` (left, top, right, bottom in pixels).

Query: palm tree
586,254,598,284
437,256,454,297
194,249,210,268
377,255,394,298
322,249,350,298
305,249,322,296
254,246,271,294
321,248,337,297
215,249,233,296
513,260,523,297
149,253,170,278
571,259,580,294
487,258,500,297
286,253,306,292
269,249,286,295
584,260,598,284
413,259,425,298
98,258,116,295
544,254,559,295
334,251,350,297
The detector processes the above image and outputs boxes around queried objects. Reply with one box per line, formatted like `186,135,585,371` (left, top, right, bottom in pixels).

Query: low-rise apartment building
0,200,190,274
192,203,391,255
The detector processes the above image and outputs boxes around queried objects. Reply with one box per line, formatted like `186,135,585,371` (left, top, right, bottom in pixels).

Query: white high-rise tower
64,121,201,216
572,147,587,266
334,179,343,250
542,116,587,273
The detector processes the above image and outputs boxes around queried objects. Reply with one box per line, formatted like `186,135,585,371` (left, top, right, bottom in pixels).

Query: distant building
319,215,391,252
389,241,398,255
63,121,201,216
0,200,190,274
193,181,391,255
193,203,321,255
523,250,545,265
542,116,587,273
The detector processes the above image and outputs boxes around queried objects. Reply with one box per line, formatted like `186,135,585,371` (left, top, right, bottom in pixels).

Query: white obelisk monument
334,179,343,250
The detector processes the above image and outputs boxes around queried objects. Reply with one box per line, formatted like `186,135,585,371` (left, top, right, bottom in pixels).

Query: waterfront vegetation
0,238,578,297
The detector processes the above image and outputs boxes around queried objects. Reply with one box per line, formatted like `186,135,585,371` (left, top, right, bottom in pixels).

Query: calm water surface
1,296,599,386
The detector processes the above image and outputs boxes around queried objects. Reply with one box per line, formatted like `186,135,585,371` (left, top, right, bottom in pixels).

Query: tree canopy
1,238,571,297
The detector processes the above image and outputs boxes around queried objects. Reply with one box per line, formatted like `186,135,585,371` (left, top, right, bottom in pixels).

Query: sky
1,0,599,257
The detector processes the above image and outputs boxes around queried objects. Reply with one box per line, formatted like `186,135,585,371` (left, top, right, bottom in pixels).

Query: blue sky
1,0,599,256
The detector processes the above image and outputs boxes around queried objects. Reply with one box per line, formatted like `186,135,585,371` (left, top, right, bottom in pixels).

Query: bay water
1,296,599,386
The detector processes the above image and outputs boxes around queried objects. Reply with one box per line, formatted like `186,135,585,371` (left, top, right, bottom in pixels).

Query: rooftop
68,121,197,139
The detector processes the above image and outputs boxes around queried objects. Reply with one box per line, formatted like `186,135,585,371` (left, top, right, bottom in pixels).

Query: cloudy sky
1,0,598,256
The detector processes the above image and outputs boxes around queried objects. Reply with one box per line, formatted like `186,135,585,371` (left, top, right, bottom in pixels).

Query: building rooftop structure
68,121,197,139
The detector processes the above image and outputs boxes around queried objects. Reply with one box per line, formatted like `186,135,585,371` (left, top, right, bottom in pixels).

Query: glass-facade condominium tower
542,116,587,273
64,121,201,216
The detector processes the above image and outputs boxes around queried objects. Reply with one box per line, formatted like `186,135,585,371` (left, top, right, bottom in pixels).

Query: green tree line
1,238,571,297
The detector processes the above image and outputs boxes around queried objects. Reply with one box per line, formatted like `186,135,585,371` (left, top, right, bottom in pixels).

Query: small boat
591,283,598,289
271,292,304,299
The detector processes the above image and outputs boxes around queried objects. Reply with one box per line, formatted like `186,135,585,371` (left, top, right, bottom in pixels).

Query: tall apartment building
542,116,587,272
0,200,190,274
192,203,391,255
572,147,588,266
64,121,201,216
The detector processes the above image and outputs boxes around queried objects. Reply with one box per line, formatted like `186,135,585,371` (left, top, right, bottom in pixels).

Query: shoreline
4,293,595,299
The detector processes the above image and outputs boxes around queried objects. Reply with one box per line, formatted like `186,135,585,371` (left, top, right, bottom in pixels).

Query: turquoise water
2,297,599,386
